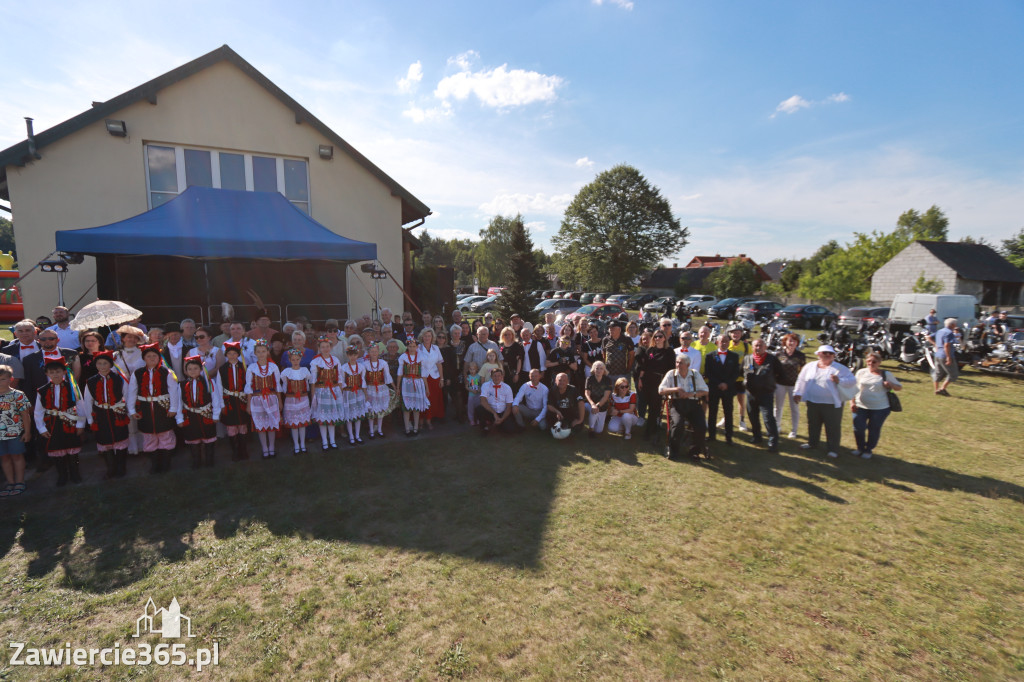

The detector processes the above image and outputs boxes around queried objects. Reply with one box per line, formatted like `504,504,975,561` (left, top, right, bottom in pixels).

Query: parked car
541,290,556,299
606,294,630,305
707,297,758,320
838,306,891,330
531,297,582,322
774,304,838,329
736,300,786,321
564,303,626,324
486,286,507,296
458,295,488,312
624,293,657,309
681,294,718,313
580,292,598,305
470,294,503,313
529,290,544,299
564,291,584,301
642,296,676,315
553,290,570,299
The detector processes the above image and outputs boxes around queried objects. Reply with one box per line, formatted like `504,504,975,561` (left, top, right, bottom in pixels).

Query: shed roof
915,241,1024,283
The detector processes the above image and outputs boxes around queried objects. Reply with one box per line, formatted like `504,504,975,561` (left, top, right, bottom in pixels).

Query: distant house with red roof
640,254,771,295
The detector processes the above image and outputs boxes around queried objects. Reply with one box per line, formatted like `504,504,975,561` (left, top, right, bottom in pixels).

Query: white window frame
144,143,311,213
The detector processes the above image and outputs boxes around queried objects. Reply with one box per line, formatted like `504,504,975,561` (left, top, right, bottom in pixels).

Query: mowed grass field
2,346,1023,679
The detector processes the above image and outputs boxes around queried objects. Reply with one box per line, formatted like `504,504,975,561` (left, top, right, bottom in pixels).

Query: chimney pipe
24,117,41,160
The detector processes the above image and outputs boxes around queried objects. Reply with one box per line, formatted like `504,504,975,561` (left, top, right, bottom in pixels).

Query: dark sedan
624,293,657,309
707,297,758,320
735,300,786,320
775,304,838,329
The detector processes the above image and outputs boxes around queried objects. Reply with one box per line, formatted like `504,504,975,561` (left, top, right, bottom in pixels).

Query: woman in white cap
792,344,856,458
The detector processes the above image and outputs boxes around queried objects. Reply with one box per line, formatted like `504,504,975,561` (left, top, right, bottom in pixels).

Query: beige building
0,45,429,324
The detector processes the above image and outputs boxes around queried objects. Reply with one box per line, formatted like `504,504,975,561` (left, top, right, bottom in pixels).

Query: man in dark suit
705,335,740,444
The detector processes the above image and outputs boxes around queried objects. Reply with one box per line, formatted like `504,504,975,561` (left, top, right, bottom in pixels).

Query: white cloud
435,60,563,108
447,50,480,71
592,0,635,10
773,95,811,116
401,101,452,123
575,157,595,168
397,61,423,93
415,227,477,241
525,220,548,233
479,192,573,217
772,92,851,118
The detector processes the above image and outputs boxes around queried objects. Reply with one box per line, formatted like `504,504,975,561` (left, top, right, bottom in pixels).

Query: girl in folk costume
280,347,313,453
417,329,445,428
113,325,147,455
309,337,346,450
397,337,430,436
362,342,394,439
127,343,181,475
33,357,87,486
80,351,130,479
340,345,369,445
244,340,282,458
177,357,223,469
216,342,251,461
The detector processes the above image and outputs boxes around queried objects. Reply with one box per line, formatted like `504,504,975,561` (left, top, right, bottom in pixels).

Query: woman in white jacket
793,344,856,459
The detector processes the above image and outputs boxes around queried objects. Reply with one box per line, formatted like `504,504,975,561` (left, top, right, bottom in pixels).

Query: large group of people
0,301,910,498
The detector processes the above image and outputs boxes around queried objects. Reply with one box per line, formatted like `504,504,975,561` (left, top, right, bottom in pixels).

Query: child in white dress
280,348,312,453
340,346,368,445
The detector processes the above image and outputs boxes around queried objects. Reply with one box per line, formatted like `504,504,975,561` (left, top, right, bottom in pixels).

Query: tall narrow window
252,156,277,192
219,152,246,190
184,149,213,188
147,145,177,207
284,159,309,214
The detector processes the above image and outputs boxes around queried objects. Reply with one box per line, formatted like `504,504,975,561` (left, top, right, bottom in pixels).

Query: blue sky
2,0,1022,265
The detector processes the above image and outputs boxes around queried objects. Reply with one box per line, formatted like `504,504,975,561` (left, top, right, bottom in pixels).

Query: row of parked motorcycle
631,304,1024,378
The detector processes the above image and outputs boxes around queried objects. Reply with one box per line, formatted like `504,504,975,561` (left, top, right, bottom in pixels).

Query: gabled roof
914,241,1024,283
761,261,785,282
0,45,430,224
641,267,714,290
681,255,771,281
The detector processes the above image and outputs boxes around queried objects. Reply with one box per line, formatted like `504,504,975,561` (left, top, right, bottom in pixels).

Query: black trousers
668,399,707,457
642,390,662,435
707,387,734,441
474,406,518,433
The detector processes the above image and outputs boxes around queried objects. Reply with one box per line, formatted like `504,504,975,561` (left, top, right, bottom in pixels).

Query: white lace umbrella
70,300,143,331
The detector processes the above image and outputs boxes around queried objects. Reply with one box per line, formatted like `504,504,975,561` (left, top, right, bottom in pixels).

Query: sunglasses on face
40,337,58,342
195,334,208,339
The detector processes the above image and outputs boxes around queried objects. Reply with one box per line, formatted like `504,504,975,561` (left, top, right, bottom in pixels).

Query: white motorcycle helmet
550,421,572,440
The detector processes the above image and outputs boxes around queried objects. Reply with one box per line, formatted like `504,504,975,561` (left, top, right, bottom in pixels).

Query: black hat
163,321,182,334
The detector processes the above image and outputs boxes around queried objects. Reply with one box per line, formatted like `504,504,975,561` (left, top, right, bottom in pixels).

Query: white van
888,294,979,331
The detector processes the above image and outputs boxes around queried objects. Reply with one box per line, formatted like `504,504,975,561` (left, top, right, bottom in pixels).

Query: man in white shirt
220,322,257,366
161,322,186,381
658,354,709,460
520,327,546,375
476,367,516,435
47,306,80,349
675,331,704,374
513,369,549,429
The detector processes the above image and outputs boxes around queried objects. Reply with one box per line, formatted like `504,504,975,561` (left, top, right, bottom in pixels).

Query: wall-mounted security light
318,144,334,160
105,119,127,137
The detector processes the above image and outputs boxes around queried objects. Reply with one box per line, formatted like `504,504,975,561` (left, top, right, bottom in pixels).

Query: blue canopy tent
55,187,379,326
56,186,376,261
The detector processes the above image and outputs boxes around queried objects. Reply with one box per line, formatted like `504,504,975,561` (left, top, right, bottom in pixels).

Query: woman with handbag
851,352,902,459
793,344,856,459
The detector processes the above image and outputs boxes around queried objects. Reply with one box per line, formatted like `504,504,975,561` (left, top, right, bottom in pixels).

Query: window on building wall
145,144,310,212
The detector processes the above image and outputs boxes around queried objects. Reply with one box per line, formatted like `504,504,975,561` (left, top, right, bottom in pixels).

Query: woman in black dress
637,329,676,439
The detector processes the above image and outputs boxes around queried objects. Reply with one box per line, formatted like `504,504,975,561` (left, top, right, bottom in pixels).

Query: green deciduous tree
494,216,541,322
798,207,951,301
894,205,949,242
552,165,687,291
912,272,944,294
476,215,521,287
0,216,15,266
705,260,759,299
1000,228,1024,272
414,230,476,287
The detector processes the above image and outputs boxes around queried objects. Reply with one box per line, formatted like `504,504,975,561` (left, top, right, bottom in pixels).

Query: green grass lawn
2,354,1023,679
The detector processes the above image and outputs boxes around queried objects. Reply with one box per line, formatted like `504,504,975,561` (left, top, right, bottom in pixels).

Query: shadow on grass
695,439,1024,507
5,434,586,592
